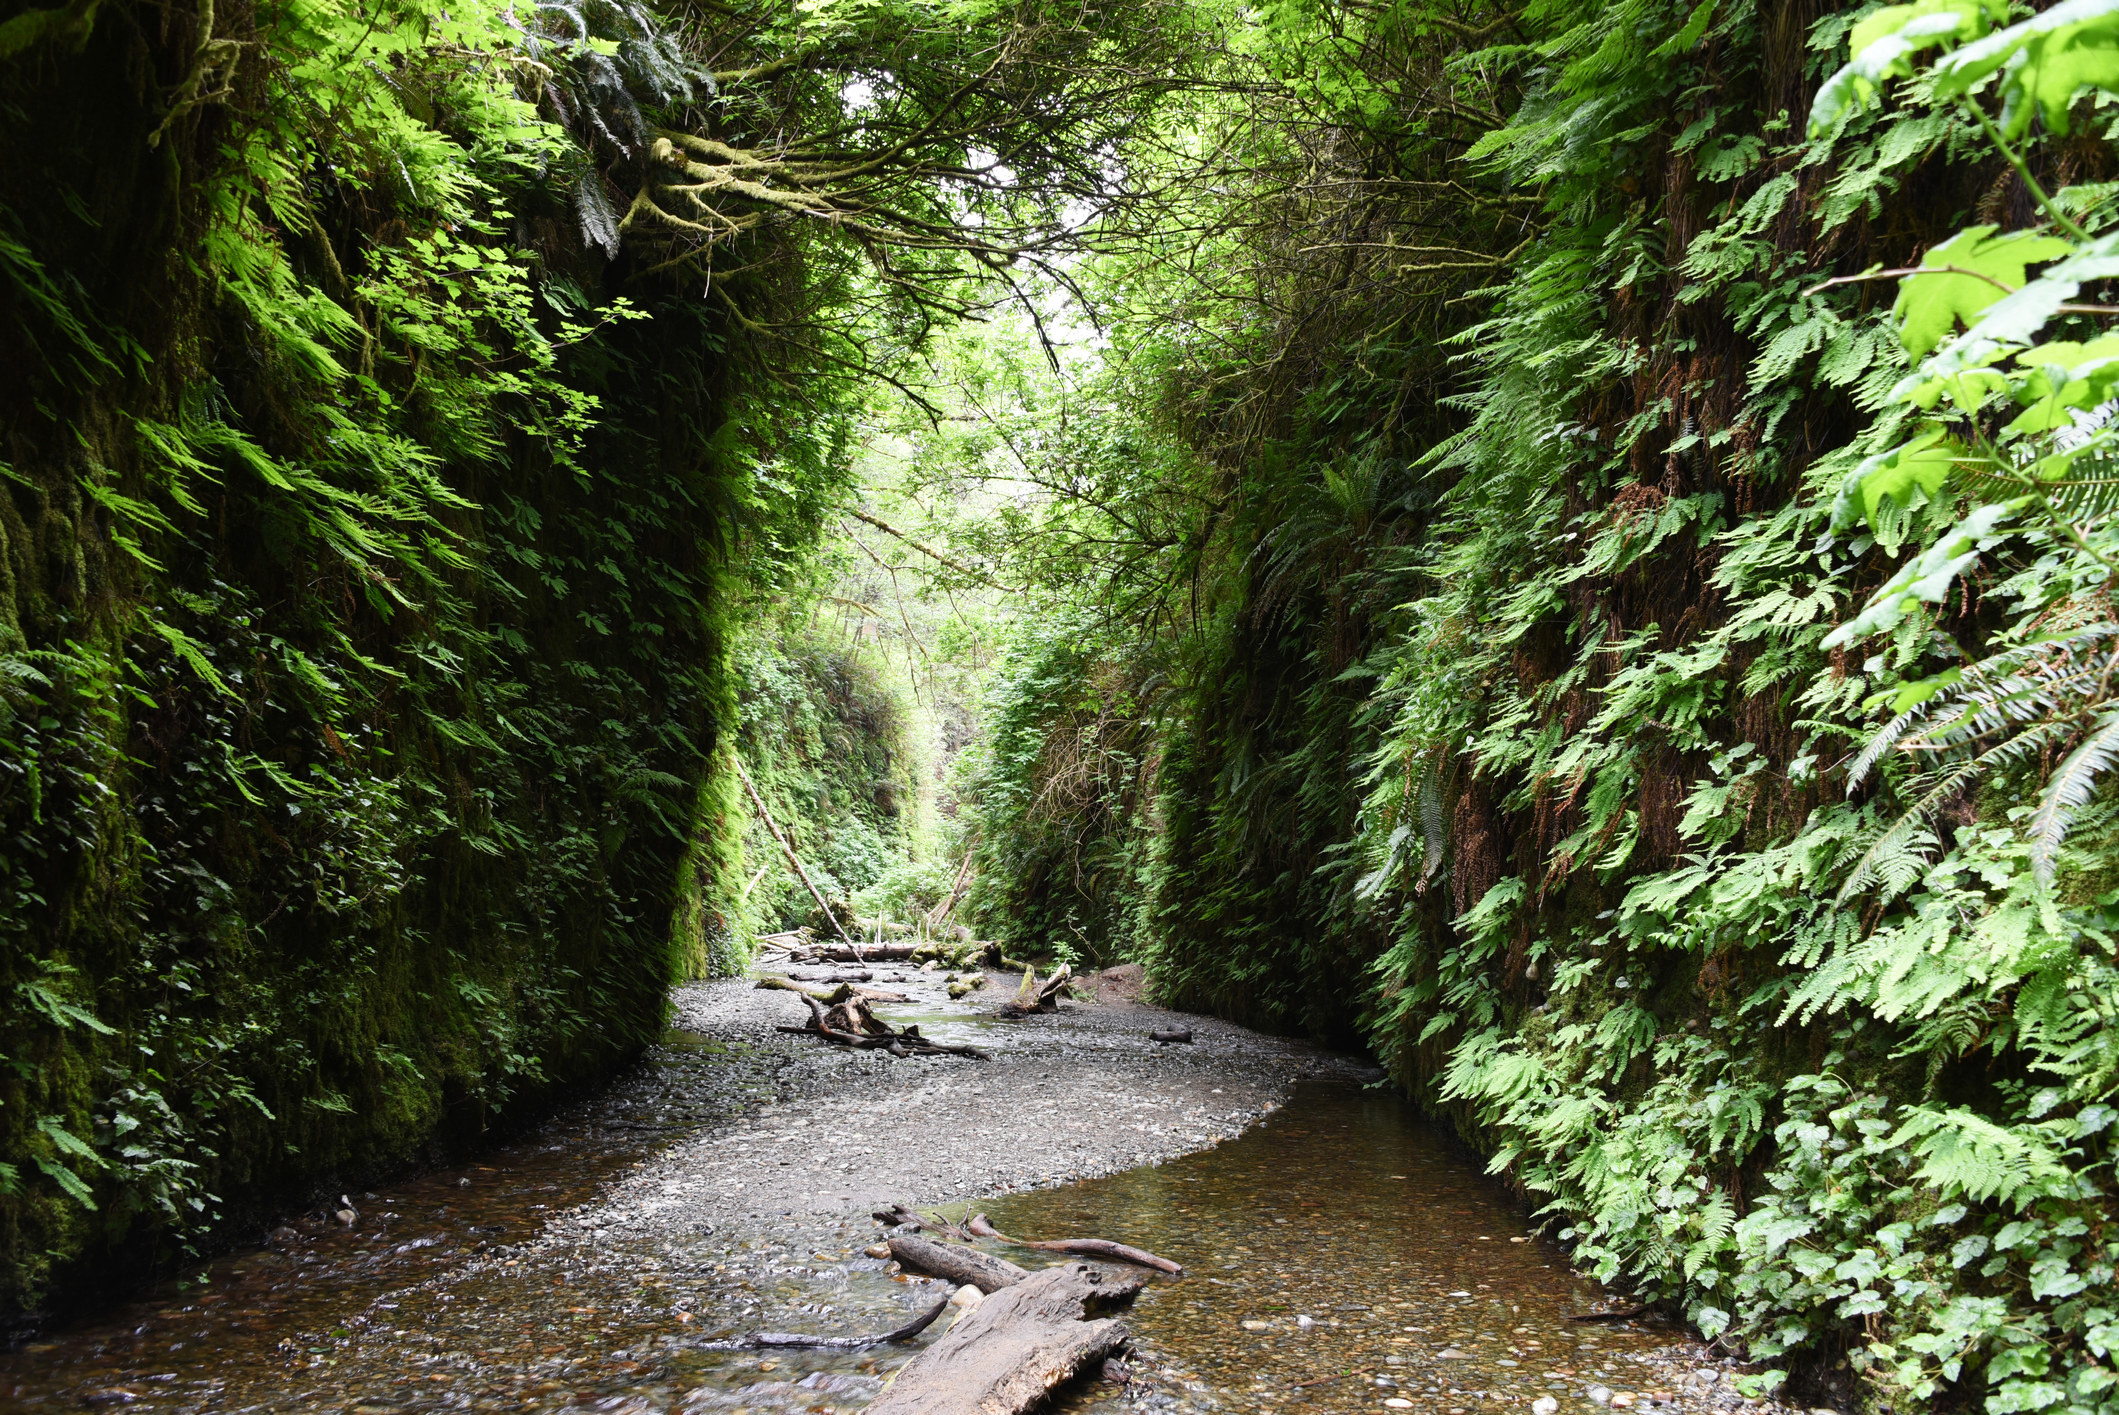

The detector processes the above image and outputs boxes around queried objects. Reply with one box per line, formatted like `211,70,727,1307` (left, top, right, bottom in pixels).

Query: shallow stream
0,1042,1699,1415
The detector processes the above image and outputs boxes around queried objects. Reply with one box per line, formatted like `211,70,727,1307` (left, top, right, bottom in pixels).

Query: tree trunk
730,753,862,957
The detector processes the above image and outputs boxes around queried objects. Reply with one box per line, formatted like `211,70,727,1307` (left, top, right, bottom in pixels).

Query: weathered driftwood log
808,941,922,962
887,1233,1028,1293
867,1263,1143,1415
964,1215,1183,1276
755,976,912,1005
1014,1238,1183,1276
772,989,985,1058
707,1296,950,1350
998,963,1073,1019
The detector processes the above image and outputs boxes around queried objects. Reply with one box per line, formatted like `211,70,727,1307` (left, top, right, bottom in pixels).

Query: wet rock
1534,1399,1559,1415
79,1391,138,1408
1588,1386,1615,1405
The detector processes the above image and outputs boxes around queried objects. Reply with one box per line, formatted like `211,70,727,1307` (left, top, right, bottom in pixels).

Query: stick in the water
965,1215,1183,1275
723,1296,952,1349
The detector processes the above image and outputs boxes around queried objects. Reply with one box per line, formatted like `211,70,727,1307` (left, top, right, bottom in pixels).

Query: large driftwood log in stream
887,1233,1028,1293
755,976,911,1005
867,1263,1142,1415
767,939,1004,965
778,940,922,962
965,1216,1184,1276
1011,1238,1182,1275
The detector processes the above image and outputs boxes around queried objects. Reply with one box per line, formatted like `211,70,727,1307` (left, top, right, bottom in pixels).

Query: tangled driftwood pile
773,986,991,1060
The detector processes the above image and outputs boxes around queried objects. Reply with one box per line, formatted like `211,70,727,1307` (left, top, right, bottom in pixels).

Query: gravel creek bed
0,968,1815,1415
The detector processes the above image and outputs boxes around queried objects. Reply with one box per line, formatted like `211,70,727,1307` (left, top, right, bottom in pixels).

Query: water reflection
976,1081,1668,1413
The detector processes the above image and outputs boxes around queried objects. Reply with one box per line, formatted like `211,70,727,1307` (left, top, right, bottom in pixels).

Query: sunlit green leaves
1808,0,2008,135
1892,227,2073,357
1828,428,1963,532
1824,498,2021,646
1932,0,2119,137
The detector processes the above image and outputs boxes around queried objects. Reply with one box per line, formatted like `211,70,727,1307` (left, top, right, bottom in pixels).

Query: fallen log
998,963,1073,1019
771,988,982,1057
964,1215,1183,1276
703,1296,950,1350
1149,1026,1193,1045
1014,1238,1183,1276
755,975,914,1006
1569,1306,1653,1323
805,941,921,962
887,1233,1028,1293
867,1262,1142,1415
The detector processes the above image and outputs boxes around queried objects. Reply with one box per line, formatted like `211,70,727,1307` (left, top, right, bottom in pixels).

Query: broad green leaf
1933,0,2119,137
1955,233,2119,354
1889,667,1963,713
1894,227,2073,356
1892,343,2012,414
1828,429,1962,532
2006,334,2119,432
1809,0,2008,135
1823,499,2024,646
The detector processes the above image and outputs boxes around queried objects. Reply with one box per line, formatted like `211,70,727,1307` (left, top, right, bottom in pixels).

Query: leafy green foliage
945,2,2119,1414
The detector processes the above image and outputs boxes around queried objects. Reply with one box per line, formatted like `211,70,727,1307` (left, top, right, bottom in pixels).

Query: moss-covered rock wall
0,0,774,1317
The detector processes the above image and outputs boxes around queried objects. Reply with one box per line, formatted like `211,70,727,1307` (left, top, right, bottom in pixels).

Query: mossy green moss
0,0,778,1318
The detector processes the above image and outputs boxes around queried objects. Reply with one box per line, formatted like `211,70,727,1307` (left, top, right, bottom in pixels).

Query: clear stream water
0,1041,1677,1414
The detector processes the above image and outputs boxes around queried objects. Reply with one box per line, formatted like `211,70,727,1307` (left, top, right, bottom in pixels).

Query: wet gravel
0,966,1821,1415
540,966,1365,1246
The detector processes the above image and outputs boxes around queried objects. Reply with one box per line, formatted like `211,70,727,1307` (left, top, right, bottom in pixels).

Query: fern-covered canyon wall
0,0,814,1318
947,1,2119,1411
0,0,1189,1319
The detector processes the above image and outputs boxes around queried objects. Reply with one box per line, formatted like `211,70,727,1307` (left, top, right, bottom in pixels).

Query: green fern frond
2029,708,2119,882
